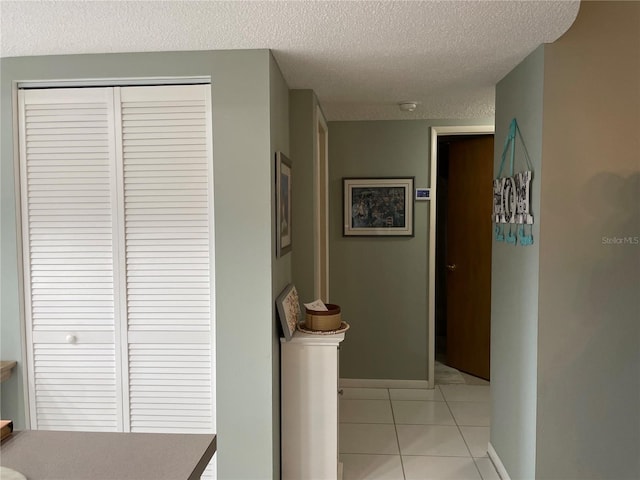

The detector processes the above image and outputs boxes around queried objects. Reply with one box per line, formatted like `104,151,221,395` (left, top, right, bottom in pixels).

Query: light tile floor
339,384,500,480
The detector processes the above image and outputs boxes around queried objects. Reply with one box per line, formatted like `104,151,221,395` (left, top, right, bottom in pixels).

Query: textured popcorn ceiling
0,1,579,120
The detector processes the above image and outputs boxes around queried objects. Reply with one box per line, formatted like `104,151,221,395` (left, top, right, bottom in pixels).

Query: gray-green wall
0,50,284,480
491,45,544,480
536,2,640,478
289,89,323,304
328,119,491,381
269,53,290,480
493,2,640,478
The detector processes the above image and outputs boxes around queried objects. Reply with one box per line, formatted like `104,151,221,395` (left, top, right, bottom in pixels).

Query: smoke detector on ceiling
398,102,418,112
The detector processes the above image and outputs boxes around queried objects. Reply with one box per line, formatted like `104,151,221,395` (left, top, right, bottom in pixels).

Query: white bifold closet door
18,85,215,440
19,87,123,431
119,86,214,434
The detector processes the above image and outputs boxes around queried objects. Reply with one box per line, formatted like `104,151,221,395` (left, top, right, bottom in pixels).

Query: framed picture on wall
276,152,292,256
343,177,415,236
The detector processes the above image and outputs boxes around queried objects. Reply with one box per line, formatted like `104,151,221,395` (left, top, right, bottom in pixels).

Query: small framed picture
276,152,292,257
343,177,415,236
276,284,301,341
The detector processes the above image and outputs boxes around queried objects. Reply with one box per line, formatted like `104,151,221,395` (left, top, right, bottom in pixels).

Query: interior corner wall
0,50,277,480
327,121,429,380
329,121,430,381
491,45,544,480
536,2,640,478
289,89,319,305
328,119,490,381
269,52,290,480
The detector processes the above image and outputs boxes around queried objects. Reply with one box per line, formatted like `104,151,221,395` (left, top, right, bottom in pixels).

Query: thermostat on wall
415,188,431,201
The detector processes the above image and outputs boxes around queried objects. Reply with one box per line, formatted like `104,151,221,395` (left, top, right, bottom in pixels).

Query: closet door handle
66,334,77,344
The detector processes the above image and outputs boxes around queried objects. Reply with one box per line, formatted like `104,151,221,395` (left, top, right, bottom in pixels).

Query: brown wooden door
445,135,493,380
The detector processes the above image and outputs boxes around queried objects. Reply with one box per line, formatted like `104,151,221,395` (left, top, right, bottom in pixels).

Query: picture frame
276,152,292,257
276,284,301,341
343,177,415,236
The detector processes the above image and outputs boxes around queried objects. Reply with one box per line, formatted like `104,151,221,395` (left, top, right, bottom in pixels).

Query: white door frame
314,106,329,301
428,124,494,388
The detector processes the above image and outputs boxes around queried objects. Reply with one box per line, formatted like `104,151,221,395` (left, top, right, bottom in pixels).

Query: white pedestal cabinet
281,331,346,480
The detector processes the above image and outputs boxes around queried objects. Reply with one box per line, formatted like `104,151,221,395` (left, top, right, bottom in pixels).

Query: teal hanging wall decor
493,118,535,246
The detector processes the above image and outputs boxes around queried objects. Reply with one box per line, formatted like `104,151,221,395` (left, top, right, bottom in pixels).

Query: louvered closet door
118,85,215,434
18,88,124,431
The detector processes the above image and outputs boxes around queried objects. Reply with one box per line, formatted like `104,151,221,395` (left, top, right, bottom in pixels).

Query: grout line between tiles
390,399,446,402
400,453,483,458
339,421,395,425
340,453,400,456
442,385,485,478
388,388,407,480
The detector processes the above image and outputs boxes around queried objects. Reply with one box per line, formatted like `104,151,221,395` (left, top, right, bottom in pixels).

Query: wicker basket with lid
304,304,341,331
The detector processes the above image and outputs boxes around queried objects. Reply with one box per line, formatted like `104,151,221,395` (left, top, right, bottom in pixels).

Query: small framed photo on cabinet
276,284,300,341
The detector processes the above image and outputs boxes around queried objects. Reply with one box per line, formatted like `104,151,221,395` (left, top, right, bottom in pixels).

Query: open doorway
428,125,494,387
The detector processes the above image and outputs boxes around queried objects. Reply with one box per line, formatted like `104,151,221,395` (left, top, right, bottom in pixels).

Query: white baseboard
488,442,511,480
339,378,430,389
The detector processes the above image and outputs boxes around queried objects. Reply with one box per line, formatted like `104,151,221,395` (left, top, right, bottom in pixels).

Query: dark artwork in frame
276,152,292,256
343,177,415,236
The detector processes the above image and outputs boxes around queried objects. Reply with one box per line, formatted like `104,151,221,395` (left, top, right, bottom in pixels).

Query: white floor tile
389,388,444,401
340,424,400,455
396,425,470,457
448,402,490,426
435,362,465,384
340,399,394,424
340,454,404,480
341,388,390,400
460,426,489,457
474,457,501,480
392,400,455,425
402,455,482,480
439,385,490,403
459,372,490,386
